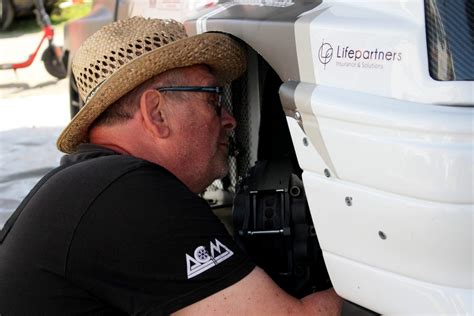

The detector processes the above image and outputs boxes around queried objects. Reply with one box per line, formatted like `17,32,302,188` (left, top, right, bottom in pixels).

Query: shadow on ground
0,126,64,229
0,80,60,95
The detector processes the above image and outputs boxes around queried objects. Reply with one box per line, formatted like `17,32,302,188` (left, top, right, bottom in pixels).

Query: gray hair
90,67,190,128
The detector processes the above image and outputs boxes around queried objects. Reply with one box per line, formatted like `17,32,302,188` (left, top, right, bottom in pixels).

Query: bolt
303,137,308,146
289,185,301,197
345,196,352,206
378,231,387,240
324,169,331,177
294,111,301,120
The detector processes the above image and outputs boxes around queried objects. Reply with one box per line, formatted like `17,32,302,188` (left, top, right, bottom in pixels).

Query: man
0,17,341,315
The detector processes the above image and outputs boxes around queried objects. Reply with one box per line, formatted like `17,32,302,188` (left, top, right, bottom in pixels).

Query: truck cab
63,1,474,314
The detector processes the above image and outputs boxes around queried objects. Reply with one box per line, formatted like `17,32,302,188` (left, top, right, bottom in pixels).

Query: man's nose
220,107,237,130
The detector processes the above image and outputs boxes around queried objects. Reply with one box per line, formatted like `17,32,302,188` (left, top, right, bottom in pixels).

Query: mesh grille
205,73,252,202
425,0,474,80
230,74,252,184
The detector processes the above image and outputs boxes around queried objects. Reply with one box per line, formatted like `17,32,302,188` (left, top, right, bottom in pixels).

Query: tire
41,45,67,79
69,73,83,119
0,0,14,31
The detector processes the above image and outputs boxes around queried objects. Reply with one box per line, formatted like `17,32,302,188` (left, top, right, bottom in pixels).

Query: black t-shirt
0,144,255,315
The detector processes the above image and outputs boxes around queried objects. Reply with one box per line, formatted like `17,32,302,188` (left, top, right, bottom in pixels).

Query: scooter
0,0,66,79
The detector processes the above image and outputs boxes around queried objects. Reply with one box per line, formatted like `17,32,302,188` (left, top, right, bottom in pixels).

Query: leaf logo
318,41,333,69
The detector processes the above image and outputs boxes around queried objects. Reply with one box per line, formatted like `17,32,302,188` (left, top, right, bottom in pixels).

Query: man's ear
139,89,170,138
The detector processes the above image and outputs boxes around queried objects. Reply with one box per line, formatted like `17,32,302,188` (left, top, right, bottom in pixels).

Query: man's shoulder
58,153,175,189
27,153,190,222
60,153,201,215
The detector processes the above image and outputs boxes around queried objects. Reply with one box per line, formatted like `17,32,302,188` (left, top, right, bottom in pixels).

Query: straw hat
57,17,246,153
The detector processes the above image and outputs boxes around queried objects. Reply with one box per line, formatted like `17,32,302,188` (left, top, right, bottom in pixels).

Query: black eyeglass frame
156,86,224,115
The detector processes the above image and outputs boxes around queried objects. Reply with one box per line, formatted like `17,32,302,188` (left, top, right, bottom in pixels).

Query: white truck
63,1,474,314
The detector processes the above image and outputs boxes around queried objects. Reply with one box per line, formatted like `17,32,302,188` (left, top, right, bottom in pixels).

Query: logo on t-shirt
186,239,234,279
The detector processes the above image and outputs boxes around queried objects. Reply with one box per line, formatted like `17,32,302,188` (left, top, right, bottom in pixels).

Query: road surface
0,27,69,228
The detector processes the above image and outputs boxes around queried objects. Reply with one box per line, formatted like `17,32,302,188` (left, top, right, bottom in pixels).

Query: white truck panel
324,251,473,315
296,0,474,105
302,172,473,313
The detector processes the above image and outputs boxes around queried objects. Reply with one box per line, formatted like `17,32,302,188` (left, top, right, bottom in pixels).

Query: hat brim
57,32,246,153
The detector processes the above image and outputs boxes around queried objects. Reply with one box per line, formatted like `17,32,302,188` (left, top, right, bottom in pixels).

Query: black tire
41,45,67,79
69,73,83,119
0,0,14,31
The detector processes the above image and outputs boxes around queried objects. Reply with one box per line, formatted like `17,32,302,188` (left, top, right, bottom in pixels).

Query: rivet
345,196,352,206
324,169,331,177
378,231,387,240
303,137,308,146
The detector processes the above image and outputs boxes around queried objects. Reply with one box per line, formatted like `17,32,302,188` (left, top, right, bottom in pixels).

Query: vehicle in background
0,0,67,79
0,0,56,30
63,0,474,314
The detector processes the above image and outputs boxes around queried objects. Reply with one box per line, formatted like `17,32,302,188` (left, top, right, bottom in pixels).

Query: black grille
425,0,474,80
205,72,252,201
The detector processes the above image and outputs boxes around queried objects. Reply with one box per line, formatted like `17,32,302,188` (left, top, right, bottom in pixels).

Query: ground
0,26,69,228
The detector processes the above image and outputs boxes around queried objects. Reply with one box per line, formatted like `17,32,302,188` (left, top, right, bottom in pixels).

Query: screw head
378,231,387,240
345,196,352,206
303,137,309,146
324,169,331,177
294,111,301,120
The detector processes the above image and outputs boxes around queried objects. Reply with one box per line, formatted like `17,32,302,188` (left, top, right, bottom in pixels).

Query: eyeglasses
156,86,224,116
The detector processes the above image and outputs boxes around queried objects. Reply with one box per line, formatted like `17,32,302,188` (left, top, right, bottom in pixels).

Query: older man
0,17,341,315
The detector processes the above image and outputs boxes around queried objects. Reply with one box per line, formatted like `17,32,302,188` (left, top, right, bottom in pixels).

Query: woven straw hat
57,17,246,153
